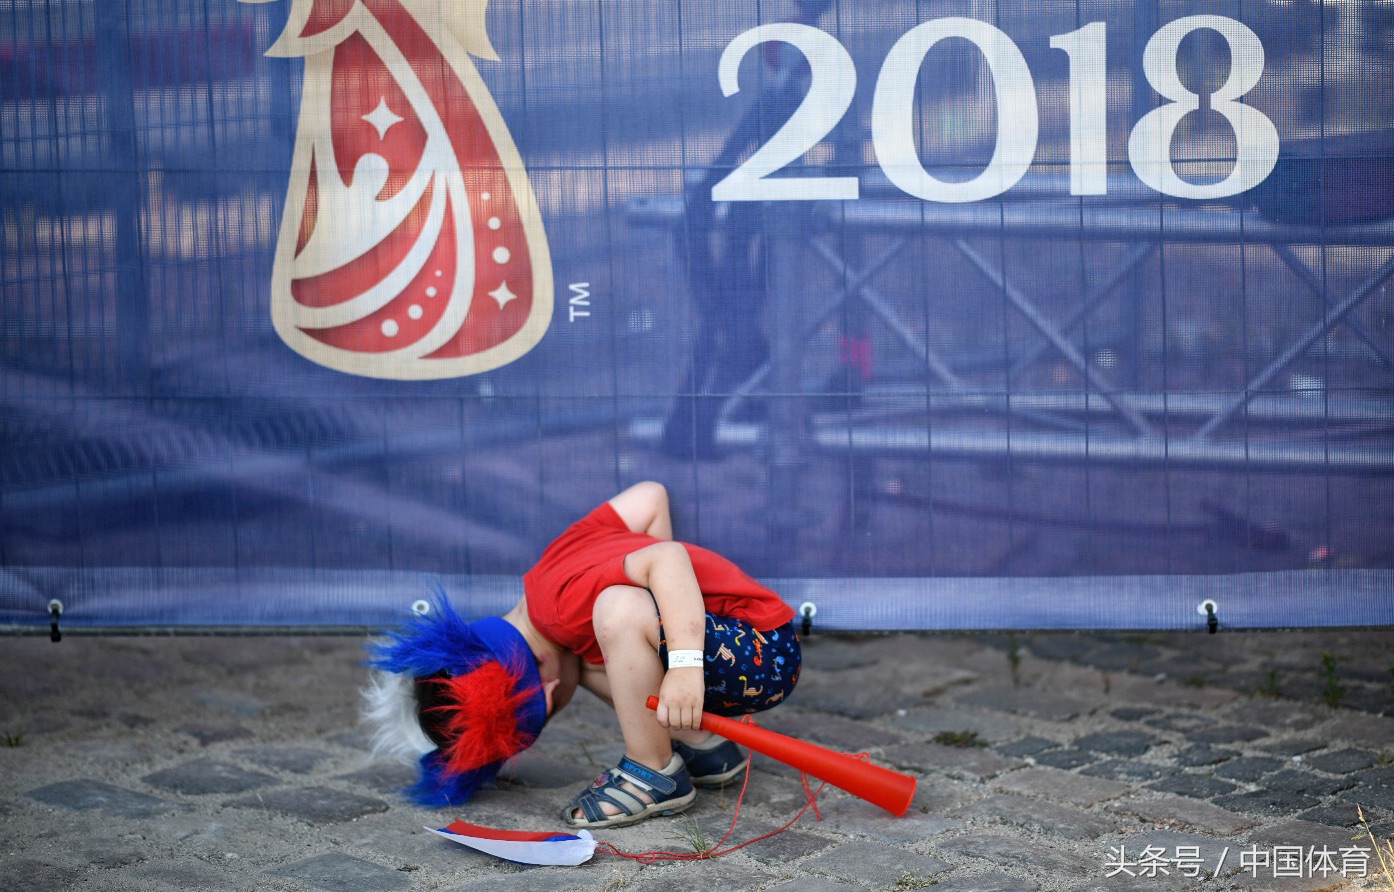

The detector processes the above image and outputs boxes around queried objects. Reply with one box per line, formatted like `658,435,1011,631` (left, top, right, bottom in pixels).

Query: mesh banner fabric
2,0,1391,631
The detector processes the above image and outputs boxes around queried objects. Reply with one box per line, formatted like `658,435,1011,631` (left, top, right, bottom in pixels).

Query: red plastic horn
646,696,917,816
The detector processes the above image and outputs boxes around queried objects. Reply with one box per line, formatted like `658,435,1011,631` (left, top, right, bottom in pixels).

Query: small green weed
1357,806,1394,892
933,730,987,748
894,871,939,890
1254,668,1280,699
664,815,713,857
1183,676,1208,689
2,731,22,747
1320,652,1347,709
1006,634,1022,687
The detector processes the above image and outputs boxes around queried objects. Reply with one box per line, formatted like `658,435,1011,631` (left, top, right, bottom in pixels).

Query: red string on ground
595,717,870,864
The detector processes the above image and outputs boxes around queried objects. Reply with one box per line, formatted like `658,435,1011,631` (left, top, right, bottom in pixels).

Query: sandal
561,754,696,829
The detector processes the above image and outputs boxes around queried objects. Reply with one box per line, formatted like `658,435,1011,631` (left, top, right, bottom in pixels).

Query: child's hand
655,667,705,730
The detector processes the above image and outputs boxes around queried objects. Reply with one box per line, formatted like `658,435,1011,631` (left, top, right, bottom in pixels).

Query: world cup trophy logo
246,0,552,379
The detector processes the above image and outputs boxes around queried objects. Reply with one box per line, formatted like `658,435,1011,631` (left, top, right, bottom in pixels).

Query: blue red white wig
362,590,546,807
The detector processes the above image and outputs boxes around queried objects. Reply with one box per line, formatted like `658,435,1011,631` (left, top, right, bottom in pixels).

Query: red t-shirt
523,502,795,665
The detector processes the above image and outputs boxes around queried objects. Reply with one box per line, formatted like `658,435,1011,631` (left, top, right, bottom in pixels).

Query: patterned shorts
658,615,801,716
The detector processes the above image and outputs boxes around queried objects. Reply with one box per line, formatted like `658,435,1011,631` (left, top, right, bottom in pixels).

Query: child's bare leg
591,584,672,770
570,584,713,819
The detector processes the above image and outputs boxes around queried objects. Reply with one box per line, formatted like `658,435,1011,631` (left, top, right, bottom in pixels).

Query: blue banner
3,0,1391,630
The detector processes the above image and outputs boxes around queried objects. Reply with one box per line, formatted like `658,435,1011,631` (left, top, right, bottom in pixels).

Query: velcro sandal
561,754,696,829
673,736,747,787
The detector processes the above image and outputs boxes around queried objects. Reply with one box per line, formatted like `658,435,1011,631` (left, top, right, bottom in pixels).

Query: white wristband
667,649,704,669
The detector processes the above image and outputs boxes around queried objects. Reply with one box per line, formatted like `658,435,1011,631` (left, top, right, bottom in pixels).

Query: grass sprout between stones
664,815,713,857
1358,806,1394,892
1320,652,1347,709
933,730,987,748
894,870,939,889
2,730,22,747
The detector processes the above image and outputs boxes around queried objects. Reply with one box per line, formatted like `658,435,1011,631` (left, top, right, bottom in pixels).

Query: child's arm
608,481,673,541
622,541,706,730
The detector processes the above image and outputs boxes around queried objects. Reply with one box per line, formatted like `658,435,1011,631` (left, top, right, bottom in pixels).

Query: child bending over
364,481,801,829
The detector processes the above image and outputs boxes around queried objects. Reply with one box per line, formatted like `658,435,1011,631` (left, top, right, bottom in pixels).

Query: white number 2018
712,15,1279,203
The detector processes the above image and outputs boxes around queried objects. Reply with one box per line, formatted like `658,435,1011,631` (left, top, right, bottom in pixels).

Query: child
363,481,800,829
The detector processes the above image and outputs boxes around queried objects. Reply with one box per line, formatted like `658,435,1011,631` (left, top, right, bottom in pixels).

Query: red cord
594,724,867,864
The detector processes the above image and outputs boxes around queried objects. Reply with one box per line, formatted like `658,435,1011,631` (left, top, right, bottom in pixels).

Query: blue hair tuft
366,587,494,679
408,749,503,807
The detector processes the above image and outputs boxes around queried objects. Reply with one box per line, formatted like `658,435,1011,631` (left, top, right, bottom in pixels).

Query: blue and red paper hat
365,591,546,807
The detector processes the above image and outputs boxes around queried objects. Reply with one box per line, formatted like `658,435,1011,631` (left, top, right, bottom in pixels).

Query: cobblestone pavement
2,628,1392,892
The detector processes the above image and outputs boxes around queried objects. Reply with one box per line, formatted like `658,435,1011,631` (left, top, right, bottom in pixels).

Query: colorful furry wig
362,591,546,807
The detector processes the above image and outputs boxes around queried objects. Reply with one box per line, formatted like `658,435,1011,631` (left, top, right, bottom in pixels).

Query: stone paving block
1101,795,1256,835
1073,731,1159,757
444,866,593,892
1345,782,1394,810
497,752,595,789
1323,712,1394,746
338,763,415,795
194,689,265,717
0,858,84,892
1109,707,1160,722
1264,769,1358,798
798,663,978,720
763,879,862,892
234,745,331,774
1211,789,1321,817
883,742,1020,780
936,831,1094,875
1171,744,1237,767
928,871,1039,892
226,786,389,825
266,853,410,892
1183,724,1269,744
1079,760,1167,782
1246,818,1365,853
1031,748,1097,770
110,865,237,891
76,841,146,868
1304,747,1378,775
627,859,774,892
950,794,1116,840
349,824,502,876
1261,738,1328,757
700,817,832,864
992,767,1129,807
27,779,178,818
1222,699,1326,732
1213,755,1286,782
177,722,254,746
1296,801,1368,828
955,686,1090,721
821,798,960,844
143,758,279,795
1142,713,1211,733
803,839,952,887
1144,774,1237,799
1107,675,1236,710
1076,643,1163,672
891,706,1027,743
995,736,1059,758
759,710,904,751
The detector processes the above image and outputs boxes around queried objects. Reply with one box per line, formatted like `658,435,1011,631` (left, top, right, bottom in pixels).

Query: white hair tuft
361,669,436,763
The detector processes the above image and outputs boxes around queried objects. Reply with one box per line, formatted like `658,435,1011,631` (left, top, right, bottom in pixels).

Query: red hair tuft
426,661,540,775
